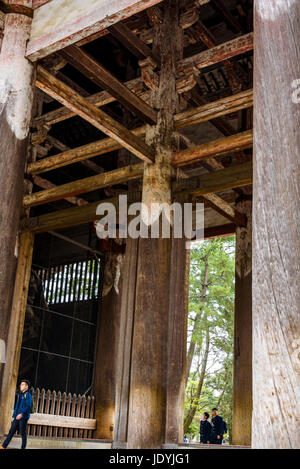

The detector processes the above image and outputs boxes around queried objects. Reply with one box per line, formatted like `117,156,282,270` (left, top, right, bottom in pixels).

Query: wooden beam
32,175,88,206
173,130,253,167
59,45,157,125
211,0,243,34
23,163,144,208
26,0,165,61
28,89,253,175
29,413,97,430
33,77,146,127
201,193,247,227
49,231,103,257
21,162,253,233
35,66,155,163
177,32,253,74
108,21,159,64
203,223,235,240
174,161,253,197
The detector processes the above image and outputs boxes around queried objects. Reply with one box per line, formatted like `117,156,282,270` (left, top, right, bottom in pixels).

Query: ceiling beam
177,32,253,74
59,45,157,125
28,89,253,175
21,161,252,233
35,66,155,163
23,163,145,208
108,21,159,64
173,130,253,167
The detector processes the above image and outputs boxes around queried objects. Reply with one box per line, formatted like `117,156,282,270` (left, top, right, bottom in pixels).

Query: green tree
184,237,235,442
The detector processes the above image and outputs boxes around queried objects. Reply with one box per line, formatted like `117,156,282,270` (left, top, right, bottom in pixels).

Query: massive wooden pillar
0,1,34,391
126,0,186,449
253,0,300,448
93,251,124,440
232,198,252,446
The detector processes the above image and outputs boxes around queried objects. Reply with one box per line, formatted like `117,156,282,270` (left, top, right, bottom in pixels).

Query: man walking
0,379,32,450
200,412,212,444
211,408,225,445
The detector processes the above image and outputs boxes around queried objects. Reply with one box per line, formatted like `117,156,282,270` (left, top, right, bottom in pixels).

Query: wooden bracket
31,124,51,146
0,1,33,18
139,56,159,90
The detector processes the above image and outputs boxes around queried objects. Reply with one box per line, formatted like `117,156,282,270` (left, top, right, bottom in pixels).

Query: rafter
59,45,157,125
35,66,155,164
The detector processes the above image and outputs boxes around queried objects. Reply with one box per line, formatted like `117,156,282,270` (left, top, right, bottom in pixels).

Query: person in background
0,379,32,450
211,407,225,445
200,412,212,444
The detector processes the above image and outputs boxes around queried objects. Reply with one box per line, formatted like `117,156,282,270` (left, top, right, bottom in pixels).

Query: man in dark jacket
0,380,32,450
200,412,212,444
211,408,225,445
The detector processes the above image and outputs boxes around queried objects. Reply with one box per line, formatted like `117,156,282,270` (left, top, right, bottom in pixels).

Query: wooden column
232,198,252,446
253,0,300,448
0,232,34,437
93,251,124,440
0,1,34,392
113,238,139,448
164,238,189,447
126,0,184,449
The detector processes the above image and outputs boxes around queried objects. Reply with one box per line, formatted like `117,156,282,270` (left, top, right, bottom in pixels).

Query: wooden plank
173,130,253,167
29,413,97,430
26,0,165,61
59,45,157,125
177,32,253,74
23,163,144,207
33,175,88,206
28,90,253,176
252,0,300,450
35,66,154,163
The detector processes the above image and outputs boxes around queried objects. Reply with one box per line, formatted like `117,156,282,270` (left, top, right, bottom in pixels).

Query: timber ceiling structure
19,0,254,241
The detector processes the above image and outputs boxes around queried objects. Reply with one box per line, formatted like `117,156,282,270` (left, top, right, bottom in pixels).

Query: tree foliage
184,237,235,441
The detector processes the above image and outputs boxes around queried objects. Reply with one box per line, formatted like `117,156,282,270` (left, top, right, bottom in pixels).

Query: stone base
7,436,112,450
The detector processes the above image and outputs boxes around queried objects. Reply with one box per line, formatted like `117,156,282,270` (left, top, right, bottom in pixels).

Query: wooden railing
27,388,96,439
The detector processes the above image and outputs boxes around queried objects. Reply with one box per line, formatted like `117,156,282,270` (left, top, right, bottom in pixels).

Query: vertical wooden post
253,0,300,448
0,232,34,437
232,198,252,446
93,251,124,440
126,0,184,449
113,238,139,448
0,1,34,393
164,238,189,447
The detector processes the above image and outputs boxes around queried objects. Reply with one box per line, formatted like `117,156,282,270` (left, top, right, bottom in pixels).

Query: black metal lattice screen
18,258,102,395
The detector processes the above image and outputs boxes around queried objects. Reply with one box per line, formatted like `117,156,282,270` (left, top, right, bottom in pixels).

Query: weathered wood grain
173,130,253,167
23,163,144,207
35,66,155,163
233,199,252,446
0,6,34,420
28,90,253,175
59,45,157,125
252,0,300,449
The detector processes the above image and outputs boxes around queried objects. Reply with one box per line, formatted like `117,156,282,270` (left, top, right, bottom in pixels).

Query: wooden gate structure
0,0,299,449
